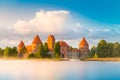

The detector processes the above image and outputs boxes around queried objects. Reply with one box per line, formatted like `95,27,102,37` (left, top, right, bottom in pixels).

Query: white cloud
14,10,70,34
1,9,120,49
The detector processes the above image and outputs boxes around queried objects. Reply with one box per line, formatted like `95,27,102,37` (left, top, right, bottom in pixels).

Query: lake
0,60,120,80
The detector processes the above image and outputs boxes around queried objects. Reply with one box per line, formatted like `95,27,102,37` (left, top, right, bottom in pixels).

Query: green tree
106,43,113,57
36,44,45,58
97,40,107,57
89,46,96,58
11,47,17,57
3,47,18,57
0,48,3,57
113,42,120,57
53,42,60,58
4,47,11,57
43,42,49,53
43,42,52,58
18,46,27,57
28,53,35,58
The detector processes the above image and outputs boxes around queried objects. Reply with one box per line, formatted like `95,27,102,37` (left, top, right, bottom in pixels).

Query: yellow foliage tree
94,53,98,58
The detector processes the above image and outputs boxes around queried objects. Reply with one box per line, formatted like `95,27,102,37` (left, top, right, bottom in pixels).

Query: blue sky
1,0,120,24
0,0,120,48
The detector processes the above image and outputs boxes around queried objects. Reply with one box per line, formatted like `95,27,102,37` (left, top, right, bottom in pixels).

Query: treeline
27,42,61,59
3,39,120,59
28,42,51,58
0,47,17,57
89,40,120,58
0,42,61,59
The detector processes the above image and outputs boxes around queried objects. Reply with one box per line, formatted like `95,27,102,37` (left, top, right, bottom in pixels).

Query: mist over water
0,60,120,80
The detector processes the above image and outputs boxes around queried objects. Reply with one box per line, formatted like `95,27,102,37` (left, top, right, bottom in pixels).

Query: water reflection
0,60,120,80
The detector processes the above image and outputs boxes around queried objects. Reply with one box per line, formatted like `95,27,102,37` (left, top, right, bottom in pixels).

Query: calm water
0,60,120,80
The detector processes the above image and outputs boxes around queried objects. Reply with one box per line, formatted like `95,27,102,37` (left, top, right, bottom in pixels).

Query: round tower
18,40,25,52
47,34,55,51
32,34,42,52
79,37,89,55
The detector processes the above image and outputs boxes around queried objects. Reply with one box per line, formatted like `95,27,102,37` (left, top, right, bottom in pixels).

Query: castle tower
17,40,26,57
47,34,55,51
32,34,42,52
18,40,26,52
79,37,89,55
59,41,69,58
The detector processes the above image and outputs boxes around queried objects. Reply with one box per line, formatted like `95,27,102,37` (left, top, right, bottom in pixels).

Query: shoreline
1,57,120,61
0,57,70,61
84,58,120,61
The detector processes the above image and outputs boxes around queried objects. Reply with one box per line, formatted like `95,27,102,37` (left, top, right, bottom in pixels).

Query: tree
95,40,117,58
18,46,27,57
36,44,45,58
35,43,52,58
3,47,18,57
97,40,107,57
43,42,52,58
43,42,49,53
53,42,60,58
106,43,113,57
94,53,98,58
113,42,120,57
4,47,11,57
0,48,3,57
28,53,35,58
88,46,96,58
6,47,18,57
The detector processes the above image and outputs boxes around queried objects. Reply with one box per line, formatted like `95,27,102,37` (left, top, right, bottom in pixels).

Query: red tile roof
48,34,55,40
32,35,42,44
79,37,89,46
18,40,25,48
59,41,69,47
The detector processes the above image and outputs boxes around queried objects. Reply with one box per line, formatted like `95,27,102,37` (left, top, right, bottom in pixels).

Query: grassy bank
0,57,69,61
85,58,120,61
1,57,120,61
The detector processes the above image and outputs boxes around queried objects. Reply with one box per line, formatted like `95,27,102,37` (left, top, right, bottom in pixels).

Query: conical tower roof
79,37,89,46
47,34,55,41
18,40,25,48
59,41,69,47
32,34,42,44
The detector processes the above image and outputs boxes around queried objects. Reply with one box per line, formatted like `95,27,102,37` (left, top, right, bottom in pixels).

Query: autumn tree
94,53,98,58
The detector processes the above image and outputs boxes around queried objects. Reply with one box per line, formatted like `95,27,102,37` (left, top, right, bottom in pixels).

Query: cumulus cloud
14,10,70,34
1,9,120,48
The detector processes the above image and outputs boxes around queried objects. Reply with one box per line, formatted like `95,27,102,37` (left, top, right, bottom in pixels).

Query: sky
0,0,120,48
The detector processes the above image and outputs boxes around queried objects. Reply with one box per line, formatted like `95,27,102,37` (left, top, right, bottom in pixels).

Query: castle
18,34,89,58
